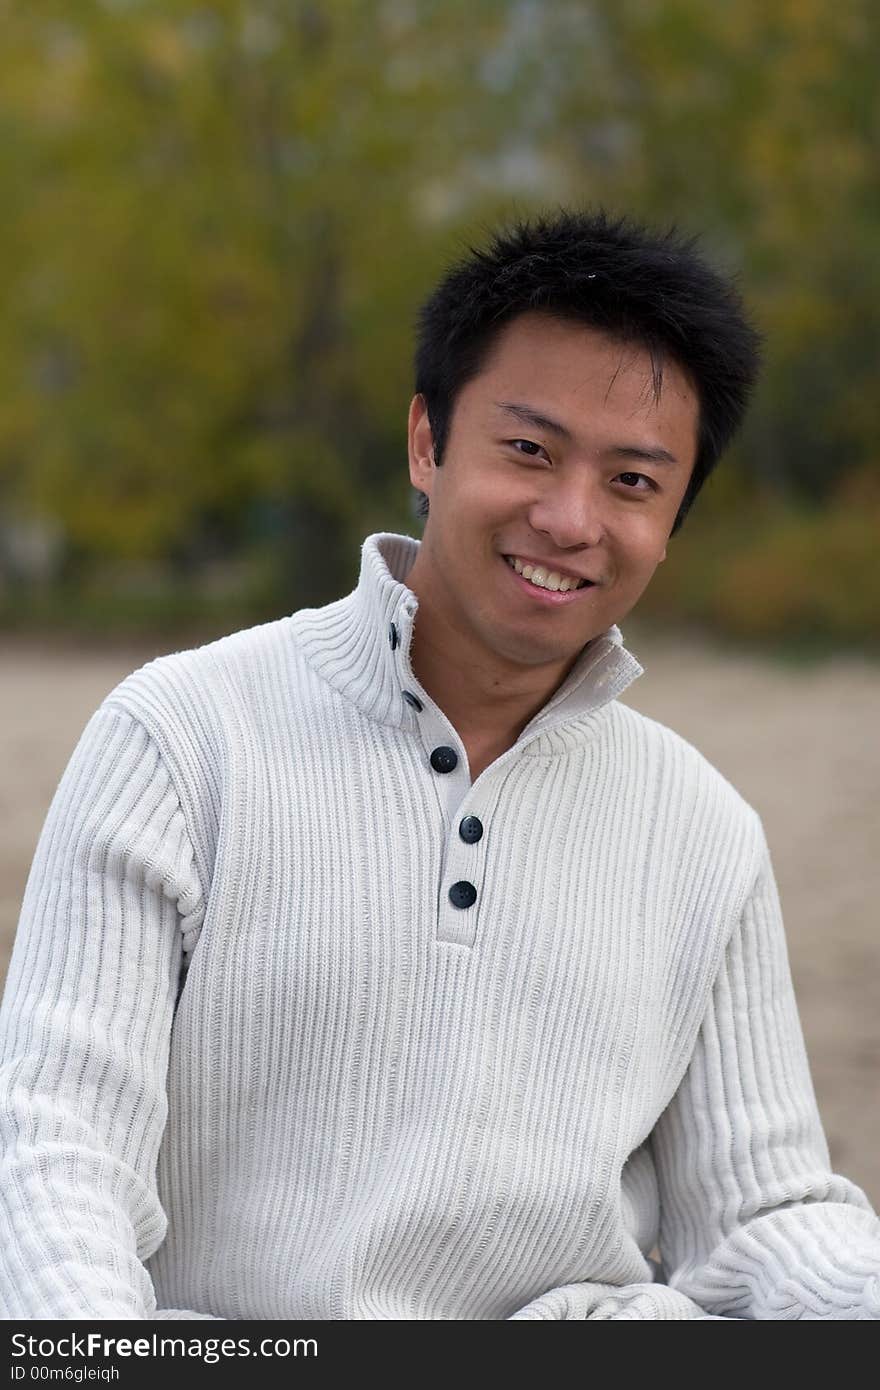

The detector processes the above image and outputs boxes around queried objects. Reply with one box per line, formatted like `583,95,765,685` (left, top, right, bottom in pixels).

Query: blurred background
1,1,878,1202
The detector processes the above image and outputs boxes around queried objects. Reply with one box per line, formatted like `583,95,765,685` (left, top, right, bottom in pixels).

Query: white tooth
512,556,524,573
546,572,563,591
558,576,572,592
530,565,547,586
522,564,534,579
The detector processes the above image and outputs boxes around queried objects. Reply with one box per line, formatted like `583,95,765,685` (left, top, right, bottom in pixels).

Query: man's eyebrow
494,400,574,441
493,400,679,465
606,443,679,466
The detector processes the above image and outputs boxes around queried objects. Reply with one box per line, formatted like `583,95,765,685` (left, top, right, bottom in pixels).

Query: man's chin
490,631,599,671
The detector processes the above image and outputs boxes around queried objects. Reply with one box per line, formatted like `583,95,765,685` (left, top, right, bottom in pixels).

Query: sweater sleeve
649,830,880,1319
0,704,218,1319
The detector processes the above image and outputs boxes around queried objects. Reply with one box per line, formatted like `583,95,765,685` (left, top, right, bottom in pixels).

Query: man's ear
407,393,436,494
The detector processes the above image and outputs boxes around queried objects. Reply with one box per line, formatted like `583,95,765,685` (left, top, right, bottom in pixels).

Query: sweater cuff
508,1281,729,1319
674,1204,880,1319
151,1309,224,1320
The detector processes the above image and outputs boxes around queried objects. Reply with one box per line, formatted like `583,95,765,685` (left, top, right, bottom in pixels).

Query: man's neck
407,602,578,755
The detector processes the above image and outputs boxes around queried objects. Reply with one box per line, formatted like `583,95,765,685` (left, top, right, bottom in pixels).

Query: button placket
416,713,483,944
390,603,485,948
437,807,487,946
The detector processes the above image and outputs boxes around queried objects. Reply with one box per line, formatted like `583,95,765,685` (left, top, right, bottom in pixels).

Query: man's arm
649,831,880,1319
0,704,217,1319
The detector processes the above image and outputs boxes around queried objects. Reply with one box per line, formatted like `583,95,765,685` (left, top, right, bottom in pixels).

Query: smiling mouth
503,555,597,592
500,556,599,610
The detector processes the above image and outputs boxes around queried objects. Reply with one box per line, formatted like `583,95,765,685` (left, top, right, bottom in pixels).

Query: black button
388,621,399,650
430,746,458,774
403,690,423,712
459,815,483,844
449,880,477,909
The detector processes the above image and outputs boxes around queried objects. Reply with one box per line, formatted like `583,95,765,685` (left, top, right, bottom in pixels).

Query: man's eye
510,439,547,459
617,472,655,490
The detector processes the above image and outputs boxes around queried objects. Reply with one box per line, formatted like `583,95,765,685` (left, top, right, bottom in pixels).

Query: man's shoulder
99,612,303,734
607,698,761,833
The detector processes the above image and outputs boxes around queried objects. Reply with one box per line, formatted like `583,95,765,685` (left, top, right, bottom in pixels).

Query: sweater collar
292,532,644,740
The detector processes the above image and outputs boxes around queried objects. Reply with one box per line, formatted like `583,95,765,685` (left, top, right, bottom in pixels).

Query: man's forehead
477,313,695,399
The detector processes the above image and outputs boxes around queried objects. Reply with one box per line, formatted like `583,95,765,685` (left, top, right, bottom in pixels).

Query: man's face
407,311,699,676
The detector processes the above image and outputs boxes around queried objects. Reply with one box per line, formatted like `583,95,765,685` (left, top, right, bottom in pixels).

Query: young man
2,210,879,1320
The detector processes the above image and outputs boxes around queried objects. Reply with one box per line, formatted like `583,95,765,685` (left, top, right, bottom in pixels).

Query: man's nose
527,472,606,549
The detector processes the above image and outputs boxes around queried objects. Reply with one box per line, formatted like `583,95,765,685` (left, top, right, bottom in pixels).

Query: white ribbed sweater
2,532,879,1321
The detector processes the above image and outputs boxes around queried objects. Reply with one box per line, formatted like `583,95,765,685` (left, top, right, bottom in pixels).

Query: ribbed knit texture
1,532,879,1320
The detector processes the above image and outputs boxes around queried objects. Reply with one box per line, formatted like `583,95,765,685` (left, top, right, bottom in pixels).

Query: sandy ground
1,630,878,1207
